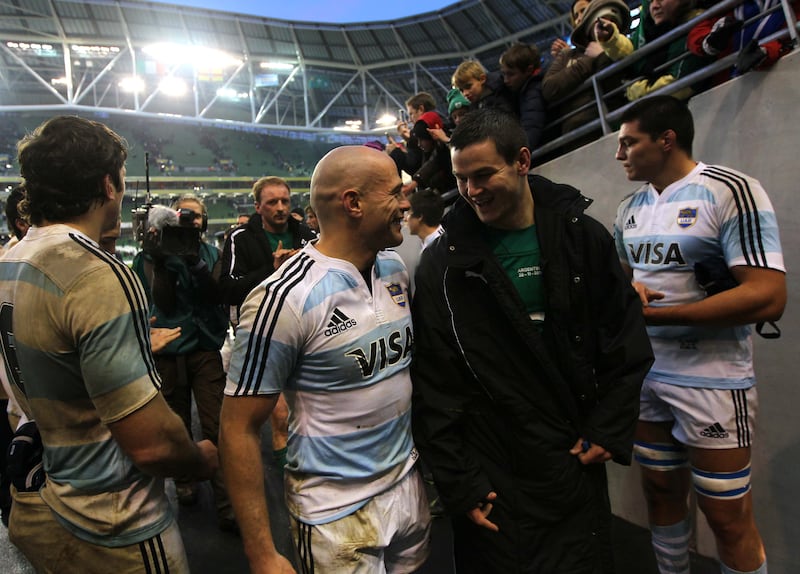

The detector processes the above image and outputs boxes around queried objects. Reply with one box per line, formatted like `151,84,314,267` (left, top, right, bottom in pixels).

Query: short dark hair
405,92,436,112
620,96,694,155
499,43,541,71
449,108,528,164
5,185,28,240
17,116,127,225
252,176,290,202
409,189,444,227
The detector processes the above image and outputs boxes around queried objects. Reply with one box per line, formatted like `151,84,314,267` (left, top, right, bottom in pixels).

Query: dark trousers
155,350,231,519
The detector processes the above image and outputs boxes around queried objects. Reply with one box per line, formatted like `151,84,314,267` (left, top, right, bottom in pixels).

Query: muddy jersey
0,224,170,546
614,162,784,389
226,243,416,525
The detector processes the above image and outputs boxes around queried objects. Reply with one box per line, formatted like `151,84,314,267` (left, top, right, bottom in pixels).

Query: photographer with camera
132,194,236,533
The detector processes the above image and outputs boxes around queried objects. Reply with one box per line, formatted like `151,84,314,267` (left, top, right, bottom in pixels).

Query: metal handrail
534,0,799,161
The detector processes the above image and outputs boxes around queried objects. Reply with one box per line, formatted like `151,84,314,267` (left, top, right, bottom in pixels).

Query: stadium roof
0,0,579,135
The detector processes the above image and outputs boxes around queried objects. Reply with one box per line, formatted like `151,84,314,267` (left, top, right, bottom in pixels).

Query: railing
532,0,799,161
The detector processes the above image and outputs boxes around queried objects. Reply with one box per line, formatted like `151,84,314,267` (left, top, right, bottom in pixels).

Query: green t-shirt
484,224,545,322
265,229,293,253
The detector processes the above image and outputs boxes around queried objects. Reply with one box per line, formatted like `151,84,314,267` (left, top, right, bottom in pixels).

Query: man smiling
411,109,653,573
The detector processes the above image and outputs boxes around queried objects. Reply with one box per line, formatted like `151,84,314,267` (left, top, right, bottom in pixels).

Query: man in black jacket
411,109,654,573
220,176,315,468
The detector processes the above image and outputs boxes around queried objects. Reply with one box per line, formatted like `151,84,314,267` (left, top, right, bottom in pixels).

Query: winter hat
571,0,632,47
446,88,471,115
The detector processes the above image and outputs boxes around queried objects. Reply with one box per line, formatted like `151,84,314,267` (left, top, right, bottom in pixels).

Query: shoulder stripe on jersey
69,234,161,388
702,166,767,268
235,253,314,395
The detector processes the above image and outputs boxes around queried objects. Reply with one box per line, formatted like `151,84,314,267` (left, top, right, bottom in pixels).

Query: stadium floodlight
260,61,295,71
119,76,145,93
376,113,397,126
216,87,248,100
71,44,120,56
159,77,188,97
143,42,242,69
334,120,363,131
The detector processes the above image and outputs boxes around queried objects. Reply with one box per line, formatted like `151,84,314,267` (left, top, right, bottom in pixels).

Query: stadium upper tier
0,0,580,134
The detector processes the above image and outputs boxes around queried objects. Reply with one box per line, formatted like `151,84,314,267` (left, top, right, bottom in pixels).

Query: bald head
310,145,398,227
310,145,408,264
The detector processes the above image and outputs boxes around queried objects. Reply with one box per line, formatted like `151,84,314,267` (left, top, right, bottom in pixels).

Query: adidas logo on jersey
324,308,357,337
624,215,637,230
700,422,729,439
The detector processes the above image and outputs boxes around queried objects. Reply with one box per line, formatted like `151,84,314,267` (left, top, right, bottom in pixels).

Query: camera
139,204,202,260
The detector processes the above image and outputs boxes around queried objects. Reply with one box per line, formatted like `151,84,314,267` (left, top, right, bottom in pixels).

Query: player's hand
149,317,181,354
194,439,219,481
569,438,612,464
273,240,299,269
466,491,499,532
252,553,297,574
631,281,665,307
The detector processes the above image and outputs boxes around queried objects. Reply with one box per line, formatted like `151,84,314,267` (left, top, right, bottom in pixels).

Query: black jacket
219,213,316,307
411,175,653,522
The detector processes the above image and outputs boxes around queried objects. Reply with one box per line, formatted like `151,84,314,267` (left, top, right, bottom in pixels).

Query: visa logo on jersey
345,326,413,378
627,242,686,265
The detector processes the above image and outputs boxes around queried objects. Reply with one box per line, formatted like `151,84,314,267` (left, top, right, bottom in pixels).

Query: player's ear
342,189,362,218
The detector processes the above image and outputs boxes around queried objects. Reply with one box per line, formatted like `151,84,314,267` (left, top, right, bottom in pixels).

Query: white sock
651,518,691,574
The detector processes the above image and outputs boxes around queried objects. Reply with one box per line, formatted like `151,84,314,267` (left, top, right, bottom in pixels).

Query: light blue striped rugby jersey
0,225,172,546
226,243,417,525
614,163,784,390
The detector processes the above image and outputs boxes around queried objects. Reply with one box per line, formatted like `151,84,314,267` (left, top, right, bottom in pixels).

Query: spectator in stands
614,95,784,574
290,206,305,223
389,92,437,178
132,195,236,532
499,43,547,150
304,204,319,234
687,0,799,78
597,0,707,101
452,60,515,114
542,0,632,146
220,146,430,574
220,176,315,471
0,115,217,573
406,189,445,252
2,185,29,254
411,109,653,574
403,112,457,196
428,88,472,145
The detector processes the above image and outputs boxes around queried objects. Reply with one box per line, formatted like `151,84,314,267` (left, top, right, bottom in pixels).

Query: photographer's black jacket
411,175,653,529
220,213,316,308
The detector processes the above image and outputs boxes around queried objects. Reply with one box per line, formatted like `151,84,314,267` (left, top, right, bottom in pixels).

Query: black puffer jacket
220,213,316,307
411,174,653,521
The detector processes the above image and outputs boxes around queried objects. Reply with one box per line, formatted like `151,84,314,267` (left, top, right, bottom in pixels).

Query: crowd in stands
383,0,797,179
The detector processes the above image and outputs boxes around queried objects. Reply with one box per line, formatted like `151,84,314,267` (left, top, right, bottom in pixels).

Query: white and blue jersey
225,243,417,525
614,162,784,390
